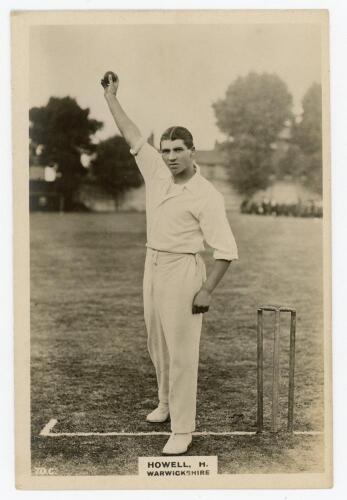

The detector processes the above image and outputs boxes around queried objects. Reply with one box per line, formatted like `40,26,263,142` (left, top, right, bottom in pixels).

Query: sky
30,23,321,149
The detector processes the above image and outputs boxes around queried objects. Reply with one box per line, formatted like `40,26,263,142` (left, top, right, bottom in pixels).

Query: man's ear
191,146,195,154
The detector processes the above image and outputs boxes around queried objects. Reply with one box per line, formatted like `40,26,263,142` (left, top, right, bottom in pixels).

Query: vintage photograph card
12,9,332,489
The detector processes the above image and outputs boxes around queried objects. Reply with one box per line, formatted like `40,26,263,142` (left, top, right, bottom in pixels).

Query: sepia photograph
12,9,331,489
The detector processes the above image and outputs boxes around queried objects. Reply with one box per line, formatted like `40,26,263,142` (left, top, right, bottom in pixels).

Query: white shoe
162,433,192,455
146,404,170,423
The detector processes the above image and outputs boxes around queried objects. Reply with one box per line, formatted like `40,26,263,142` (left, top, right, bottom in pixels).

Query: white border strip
39,419,323,437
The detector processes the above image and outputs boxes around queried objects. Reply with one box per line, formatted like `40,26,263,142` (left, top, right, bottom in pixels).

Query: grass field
30,211,325,475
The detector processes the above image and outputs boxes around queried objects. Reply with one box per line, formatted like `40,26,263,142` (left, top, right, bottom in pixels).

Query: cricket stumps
257,305,296,433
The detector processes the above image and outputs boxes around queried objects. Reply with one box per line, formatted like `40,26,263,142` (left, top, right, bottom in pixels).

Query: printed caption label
138,456,218,477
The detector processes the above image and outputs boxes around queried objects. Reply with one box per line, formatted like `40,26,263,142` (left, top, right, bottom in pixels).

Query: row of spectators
240,198,323,218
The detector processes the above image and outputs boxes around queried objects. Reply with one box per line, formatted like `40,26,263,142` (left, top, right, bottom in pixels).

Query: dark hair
160,126,194,150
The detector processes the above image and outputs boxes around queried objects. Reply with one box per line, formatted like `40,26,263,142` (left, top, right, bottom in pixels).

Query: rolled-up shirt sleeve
130,138,169,183
199,192,239,261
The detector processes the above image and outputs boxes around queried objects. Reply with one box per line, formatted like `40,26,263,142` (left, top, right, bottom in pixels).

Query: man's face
160,139,195,176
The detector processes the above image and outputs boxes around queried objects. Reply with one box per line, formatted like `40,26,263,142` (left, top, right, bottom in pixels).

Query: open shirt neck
169,163,201,194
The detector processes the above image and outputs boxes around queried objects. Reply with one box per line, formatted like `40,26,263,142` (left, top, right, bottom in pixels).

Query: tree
29,97,103,209
91,135,143,200
277,144,308,178
222,134,272,195
278,83,322,193
293,83,322,155
213,72,293,195
294,83,322,193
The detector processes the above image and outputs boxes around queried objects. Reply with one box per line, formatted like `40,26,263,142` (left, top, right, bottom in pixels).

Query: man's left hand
192,288,211,314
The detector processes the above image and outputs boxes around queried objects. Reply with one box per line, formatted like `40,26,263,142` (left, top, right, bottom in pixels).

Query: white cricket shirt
130,141,238,261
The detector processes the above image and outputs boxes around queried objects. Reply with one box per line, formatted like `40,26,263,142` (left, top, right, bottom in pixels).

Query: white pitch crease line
40,418,58,436
293,431,323,435
39,419,323,437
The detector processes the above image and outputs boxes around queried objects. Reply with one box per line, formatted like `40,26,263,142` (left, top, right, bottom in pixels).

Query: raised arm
101,72,142,150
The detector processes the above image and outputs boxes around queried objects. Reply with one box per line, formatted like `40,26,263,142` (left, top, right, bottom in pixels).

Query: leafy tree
277,144,307,178
29,97,103,209
213,72,293,195
278,83,322,193
293,83,322,155
91,135,143,198
304,150,322,194
221,134,273,195
294,83,322,193
214,72,292,145
29,139,37,166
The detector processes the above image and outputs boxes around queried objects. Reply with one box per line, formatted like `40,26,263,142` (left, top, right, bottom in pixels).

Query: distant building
75,145,241,213
75,182,125,212
112,146,241,212
195,149,241,211
29,165,64,211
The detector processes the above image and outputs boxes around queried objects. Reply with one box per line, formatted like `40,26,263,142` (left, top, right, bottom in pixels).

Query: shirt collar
182,163,201,194
168,162,201,194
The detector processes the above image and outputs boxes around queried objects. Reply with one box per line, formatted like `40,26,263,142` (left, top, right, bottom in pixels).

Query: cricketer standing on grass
101,71,238,455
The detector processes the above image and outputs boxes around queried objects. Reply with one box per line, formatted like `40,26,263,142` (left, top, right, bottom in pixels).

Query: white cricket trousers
143,248,206,433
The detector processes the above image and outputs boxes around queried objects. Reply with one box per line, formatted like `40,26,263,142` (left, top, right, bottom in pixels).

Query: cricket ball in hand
103,71,118,83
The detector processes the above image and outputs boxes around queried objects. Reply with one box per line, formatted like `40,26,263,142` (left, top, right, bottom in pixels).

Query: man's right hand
101,72,119,99
101,71,142,149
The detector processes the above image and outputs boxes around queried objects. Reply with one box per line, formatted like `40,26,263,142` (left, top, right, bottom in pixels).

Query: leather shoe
162,433,192,455
146,404,170,423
